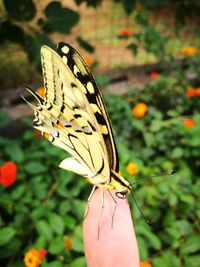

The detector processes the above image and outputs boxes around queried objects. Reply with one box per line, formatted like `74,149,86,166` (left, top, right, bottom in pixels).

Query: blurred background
0,1,200,267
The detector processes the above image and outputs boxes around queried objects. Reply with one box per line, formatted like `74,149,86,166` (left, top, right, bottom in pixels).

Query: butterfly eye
115,190,128,199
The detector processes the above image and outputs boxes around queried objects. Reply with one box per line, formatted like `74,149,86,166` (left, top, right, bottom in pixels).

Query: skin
83,188,140,267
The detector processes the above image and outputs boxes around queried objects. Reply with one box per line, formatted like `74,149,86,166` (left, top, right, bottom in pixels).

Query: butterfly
25,42,131,199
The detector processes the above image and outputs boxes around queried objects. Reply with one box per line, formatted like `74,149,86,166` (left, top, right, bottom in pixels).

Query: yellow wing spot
74,65,80,76
51,107,61,118
75,78,87,94
61,46,70,54
90,103,101,114
86,81,94,93
100,125,108,134
62,55,68,64
74,87,84,103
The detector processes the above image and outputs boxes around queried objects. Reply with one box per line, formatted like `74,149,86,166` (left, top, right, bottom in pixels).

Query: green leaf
165,219,192,241
31,207,49,221
71,226,84,253
48,213,65,235
69,257,86,267
48,236,64,254
152,251,179,267
150,120,162,132
0,227,16,246
181,234,200,254
121,0,135,15
11,185,26,200
44,2,79,34
63,215,76,230
77,37,95,53
35,220,53,241
71,200,85,220
59,201,72,215
0,111,11,128
75,0,101,8
95,74,110,86
24,34,54,65
127,43,138,55
0,236,21,259
4,0,36,21
45,261,63,267
143,132,155,147
163,210,176,226
137,237,149,259
171,147,184,159
5,144,24,163
34,236,46,248
184,255,200,267
135,224,161,250
24,161,47,174
167,110,179,117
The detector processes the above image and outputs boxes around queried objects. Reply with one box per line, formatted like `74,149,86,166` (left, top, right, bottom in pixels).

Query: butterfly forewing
56,42,119,173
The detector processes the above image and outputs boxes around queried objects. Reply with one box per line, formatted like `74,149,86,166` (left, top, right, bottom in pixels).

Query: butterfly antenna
130,190,151,224
131,170,176,186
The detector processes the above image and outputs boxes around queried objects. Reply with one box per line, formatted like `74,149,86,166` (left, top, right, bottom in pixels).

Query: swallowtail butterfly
25,42,131,199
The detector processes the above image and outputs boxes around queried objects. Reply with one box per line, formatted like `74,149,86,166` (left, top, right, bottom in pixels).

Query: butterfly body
25,42,131,198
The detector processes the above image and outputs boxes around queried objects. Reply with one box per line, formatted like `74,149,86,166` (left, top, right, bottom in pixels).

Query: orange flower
183,118,195,128
140,261,152,267
185,88,195,97
34,130,41,138
195,88,200,96
179,46,198,56
132,102,148,118
0,161,17,187
64,235,72,251
85,56,93,66
36,87,45,98
24,248,47,267
126,162,138,175
149,71,158,80
185,88,200,97
118,29,132,38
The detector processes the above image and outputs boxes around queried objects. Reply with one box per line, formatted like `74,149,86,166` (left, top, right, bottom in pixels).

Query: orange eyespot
44,132,50,139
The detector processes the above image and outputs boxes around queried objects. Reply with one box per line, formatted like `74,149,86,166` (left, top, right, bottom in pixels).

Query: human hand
83,188,140,267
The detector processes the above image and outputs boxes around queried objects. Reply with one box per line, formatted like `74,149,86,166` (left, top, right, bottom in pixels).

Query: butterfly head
111,171,131,199
115,189,129,199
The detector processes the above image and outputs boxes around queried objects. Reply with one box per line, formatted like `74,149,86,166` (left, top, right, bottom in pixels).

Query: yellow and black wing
57,42,119,173
26,42,119,184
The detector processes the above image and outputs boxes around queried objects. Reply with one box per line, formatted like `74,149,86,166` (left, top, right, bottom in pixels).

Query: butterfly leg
107,190,117,229
83,185,96,220
97,189,105,240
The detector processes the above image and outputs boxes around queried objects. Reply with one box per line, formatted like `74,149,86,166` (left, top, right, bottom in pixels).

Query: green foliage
0,2,200,266
1,1,80,66
4,0,36,21
0,59,200,266
0,121,88,266
116,0,200,22
44,2,79,34
104,66,200,266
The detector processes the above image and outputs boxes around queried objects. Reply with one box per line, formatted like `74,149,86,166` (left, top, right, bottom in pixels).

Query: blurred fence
0,0,200,92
